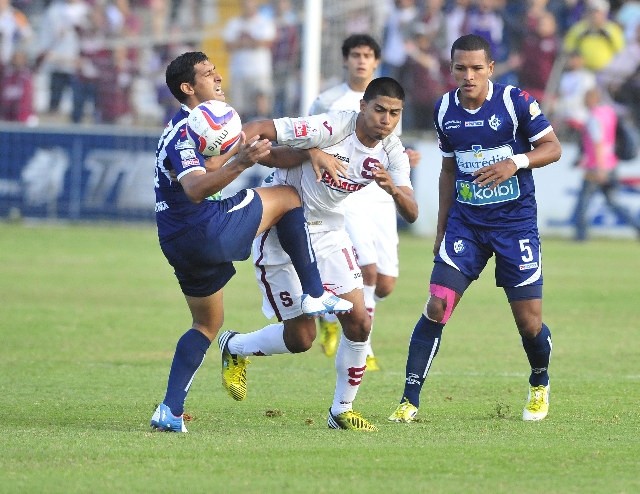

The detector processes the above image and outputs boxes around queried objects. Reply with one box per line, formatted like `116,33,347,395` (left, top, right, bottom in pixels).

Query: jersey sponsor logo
453,239,466,254
465,120,484,127
519,261,539,271
444,119,461,130
455,144,513,173
332,153,350,163
181,158,200,167
321,170,367,192
488,114,503,131
180,149,196,160
293,119,319,138
519,90,531,101
456,176,521,205
529,101,541,120
155,201,169,212
307,220,323,225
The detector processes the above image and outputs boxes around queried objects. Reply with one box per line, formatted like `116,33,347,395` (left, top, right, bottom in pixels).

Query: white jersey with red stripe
272,110,412,234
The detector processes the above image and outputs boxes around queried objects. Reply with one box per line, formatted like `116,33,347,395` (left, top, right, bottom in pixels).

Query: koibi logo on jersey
488,114,502,131
456,177,521,205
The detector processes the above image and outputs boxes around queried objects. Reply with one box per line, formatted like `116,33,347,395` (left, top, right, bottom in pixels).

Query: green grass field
1,223,638,493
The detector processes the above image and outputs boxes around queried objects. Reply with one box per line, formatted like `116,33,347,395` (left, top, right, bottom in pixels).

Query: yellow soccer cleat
318,316,339,357
328,409,379,431
365,355,380,371
523,383,550,421
388,398,418,423
218,330,250,401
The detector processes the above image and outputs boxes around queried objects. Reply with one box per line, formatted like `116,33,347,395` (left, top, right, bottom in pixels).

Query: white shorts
344,194,399,278
252,228,363,321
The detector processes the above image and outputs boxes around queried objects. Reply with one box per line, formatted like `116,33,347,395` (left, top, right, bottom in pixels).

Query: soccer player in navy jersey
150,51,352,432
389,34,562,423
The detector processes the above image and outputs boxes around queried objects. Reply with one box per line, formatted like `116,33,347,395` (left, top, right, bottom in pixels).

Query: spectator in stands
271,0,300,118
0,49,36,125
574,86,640,240
0,0,32,78
564,0,625,72
38,0,90,116
380,0,420,81
615,0,640,42
518,11,560,102
420,0,449,58
401,23,453,130
552,50,596,139
445,0,471,52
600,23,640,127
222,0,276,120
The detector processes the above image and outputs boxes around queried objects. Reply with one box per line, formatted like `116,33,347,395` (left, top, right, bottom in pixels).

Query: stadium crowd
1,0,639,138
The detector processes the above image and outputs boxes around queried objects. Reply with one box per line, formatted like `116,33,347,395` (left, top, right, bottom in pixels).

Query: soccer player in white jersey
309,34,421,370
218,77,419,431
388,34,562,424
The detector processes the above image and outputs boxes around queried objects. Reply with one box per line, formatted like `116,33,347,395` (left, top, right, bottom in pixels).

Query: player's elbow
401,206,419,224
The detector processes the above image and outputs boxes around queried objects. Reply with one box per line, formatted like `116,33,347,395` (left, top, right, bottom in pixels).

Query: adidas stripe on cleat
301,291,353,317
523,383,550,421
388,398,418,423
150,403,188,433
218,330,250,401
327,409,379,431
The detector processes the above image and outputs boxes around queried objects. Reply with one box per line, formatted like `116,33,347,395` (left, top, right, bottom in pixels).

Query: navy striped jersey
434,81,553,229
154,104,220,242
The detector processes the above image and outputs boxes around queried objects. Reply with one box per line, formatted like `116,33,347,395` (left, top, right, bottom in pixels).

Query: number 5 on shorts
519,239,533,263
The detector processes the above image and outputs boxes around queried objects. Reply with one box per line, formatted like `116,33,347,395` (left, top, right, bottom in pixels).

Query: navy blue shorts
161,189,263,297
434,219,543,290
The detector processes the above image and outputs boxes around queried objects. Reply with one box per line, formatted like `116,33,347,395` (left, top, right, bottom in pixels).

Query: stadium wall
2,124,639,238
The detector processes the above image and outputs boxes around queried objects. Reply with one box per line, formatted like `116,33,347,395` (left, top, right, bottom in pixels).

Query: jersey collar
180,104,191,114
454,80,494,107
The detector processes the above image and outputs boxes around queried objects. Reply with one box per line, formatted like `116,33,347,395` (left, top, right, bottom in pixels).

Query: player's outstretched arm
472,131,562,190
242,119,278,143
373,168,419,223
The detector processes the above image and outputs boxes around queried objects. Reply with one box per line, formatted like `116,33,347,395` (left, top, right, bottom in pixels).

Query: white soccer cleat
301,291,353,317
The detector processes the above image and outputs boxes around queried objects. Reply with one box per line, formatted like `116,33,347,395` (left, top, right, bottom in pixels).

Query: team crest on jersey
293,119,318,138
465,120,484,127
453,239,466,254
529,101,541,119
488,114,502,131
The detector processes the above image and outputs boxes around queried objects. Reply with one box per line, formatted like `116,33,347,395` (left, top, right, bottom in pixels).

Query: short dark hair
363,77,405,102
341,34,381,60
450,34,492,63
165,51,209,103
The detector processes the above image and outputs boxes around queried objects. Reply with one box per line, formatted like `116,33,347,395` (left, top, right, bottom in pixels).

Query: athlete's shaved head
363,77,405,103
166,51,210,102
451,34,492,63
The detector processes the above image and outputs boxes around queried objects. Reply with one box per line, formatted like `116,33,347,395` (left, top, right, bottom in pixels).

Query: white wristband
510,154,529,170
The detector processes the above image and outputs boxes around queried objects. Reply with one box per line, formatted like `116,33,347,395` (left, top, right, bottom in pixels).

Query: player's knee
283,323,315,353
516,320,542,339
340,314,371,342
425,284,457,324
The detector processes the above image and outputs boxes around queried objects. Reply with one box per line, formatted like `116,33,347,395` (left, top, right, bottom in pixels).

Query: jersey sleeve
433,95,455,157
166,125,206,180
382,133,413,189
511,88,553,143
273,111,356,150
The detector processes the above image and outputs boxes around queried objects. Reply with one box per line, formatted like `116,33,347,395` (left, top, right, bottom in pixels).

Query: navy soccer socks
521,323,552,387
275,207,324,297
401,315,444,408
163,328,211,416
